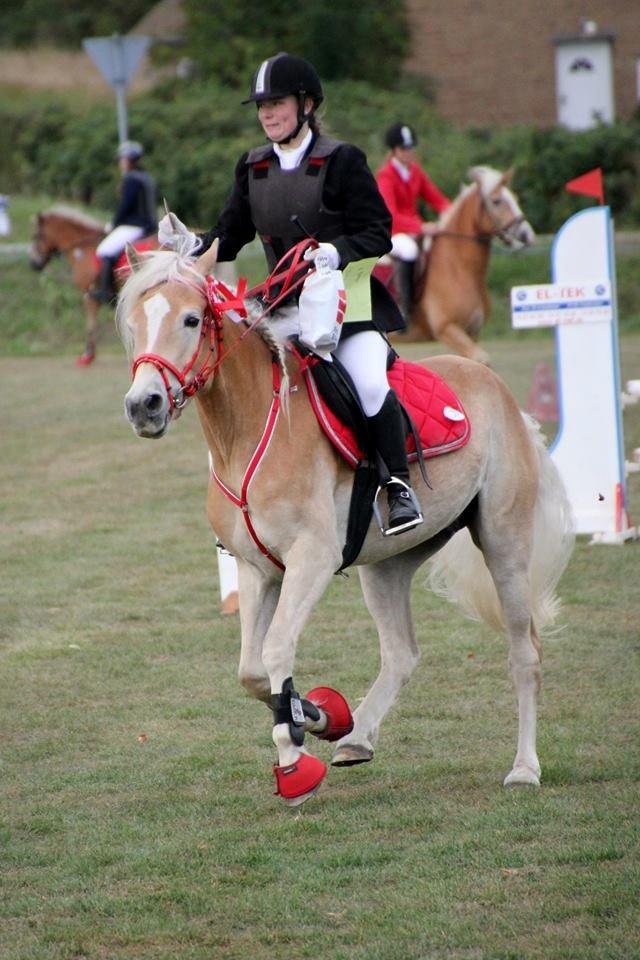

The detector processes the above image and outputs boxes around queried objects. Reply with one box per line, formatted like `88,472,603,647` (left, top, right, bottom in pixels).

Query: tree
183,0,409,88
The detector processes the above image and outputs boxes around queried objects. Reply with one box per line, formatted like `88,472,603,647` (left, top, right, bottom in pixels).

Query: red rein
130,241,318,570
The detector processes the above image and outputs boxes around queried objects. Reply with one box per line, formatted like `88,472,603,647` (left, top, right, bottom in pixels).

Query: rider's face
257,95,300,142
393,146,416,165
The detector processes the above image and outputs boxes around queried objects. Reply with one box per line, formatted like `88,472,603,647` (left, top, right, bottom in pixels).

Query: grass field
1,329,639,958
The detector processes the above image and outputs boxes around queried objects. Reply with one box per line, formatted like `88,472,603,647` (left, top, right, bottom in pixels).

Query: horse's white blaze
143,292,171,353
503,186,522,218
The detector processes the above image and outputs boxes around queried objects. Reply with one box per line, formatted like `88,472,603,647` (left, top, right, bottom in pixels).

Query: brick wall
405,0,639,127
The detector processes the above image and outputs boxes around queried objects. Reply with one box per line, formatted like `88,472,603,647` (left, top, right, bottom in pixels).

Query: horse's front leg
79,292,100,365
261,538,340,804
236,558,281,705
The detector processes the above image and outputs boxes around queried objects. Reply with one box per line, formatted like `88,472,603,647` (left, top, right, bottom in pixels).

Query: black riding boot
90,256,117,304
393,259,415,322
367,391,424,535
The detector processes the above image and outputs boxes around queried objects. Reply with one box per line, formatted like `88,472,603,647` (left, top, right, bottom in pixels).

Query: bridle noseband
131,276,237,411
434,185,526,247
129,238,318,412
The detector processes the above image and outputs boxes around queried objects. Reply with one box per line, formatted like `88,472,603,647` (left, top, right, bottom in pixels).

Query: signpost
82,34,151,142
511,206,637,543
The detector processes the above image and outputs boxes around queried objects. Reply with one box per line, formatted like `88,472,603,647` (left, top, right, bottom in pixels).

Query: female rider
376,122,450,320
159,52,423,537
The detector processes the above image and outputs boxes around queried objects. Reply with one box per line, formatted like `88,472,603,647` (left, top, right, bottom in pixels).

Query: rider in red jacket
376,123,450,319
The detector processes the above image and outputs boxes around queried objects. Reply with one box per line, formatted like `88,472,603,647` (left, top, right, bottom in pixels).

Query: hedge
1,79,639,232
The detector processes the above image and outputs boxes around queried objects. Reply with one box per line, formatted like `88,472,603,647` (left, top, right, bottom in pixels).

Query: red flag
565,168,604,205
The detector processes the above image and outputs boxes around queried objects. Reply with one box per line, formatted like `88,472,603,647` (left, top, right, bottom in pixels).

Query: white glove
158,210,202,256
303,242,340,273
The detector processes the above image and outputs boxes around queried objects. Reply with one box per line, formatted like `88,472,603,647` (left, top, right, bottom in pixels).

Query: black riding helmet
385,123,418,150
243,52,323,105
243,52,323,143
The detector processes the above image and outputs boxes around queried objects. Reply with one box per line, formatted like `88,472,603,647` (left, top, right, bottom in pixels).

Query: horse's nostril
144,392,164,414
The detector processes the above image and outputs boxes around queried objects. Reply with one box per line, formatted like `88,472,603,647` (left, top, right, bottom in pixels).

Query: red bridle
131,276,240,410
130,239,316,410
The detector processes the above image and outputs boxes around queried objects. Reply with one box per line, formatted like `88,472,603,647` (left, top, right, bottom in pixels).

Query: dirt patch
0,46,169,96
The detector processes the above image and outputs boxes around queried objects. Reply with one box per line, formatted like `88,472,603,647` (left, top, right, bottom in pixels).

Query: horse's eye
184,314,200,328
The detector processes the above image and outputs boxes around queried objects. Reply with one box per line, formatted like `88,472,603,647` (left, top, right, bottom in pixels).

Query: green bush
1,81,639,233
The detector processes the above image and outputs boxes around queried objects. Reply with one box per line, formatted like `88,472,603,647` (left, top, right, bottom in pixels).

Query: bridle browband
433,184,526,247
31,221,105,266
130,238,317,411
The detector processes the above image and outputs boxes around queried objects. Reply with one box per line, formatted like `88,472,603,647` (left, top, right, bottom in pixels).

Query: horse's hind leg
332,552,422,767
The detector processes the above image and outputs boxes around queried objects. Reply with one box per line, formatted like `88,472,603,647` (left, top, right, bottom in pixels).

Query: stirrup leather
372,476,424,537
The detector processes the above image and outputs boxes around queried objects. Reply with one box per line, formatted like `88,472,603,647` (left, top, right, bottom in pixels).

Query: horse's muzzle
28,254,46,271
124,388,171,438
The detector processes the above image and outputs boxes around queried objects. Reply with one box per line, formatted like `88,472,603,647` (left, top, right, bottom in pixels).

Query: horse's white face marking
143,292,171,352
502,186,522,219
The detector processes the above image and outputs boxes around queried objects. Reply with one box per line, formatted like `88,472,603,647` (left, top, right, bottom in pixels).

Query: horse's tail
428,413,574,634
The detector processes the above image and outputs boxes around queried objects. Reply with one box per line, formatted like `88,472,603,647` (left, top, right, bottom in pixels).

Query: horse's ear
501,167,514,185
195,238,219,277
467,166,483,189
125,243,142,270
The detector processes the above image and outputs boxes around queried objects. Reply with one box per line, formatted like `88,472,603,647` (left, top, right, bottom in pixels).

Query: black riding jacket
199,135,392,267
199,134,402,331
113,169,158,235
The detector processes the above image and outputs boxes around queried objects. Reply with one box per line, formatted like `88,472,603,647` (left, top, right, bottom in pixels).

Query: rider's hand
421,221,439,236
303,242,340,272
158,211,201,255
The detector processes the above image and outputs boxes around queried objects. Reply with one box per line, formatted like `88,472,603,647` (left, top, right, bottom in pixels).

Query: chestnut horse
29,206,157,365
391,166,535,364
117,238,573,807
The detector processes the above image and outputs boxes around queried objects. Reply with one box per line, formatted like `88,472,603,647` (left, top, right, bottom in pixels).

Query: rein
131,239,316,411
34,229,104,262
433,186,525,247
129,239,318,572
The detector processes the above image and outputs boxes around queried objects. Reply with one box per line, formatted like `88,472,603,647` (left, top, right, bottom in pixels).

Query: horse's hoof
331,743,374,767
305,686,354,741
273,753,327,803
76,351,95,367
503,765,540,788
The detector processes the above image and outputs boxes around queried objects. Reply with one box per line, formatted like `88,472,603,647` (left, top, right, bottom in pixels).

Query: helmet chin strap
272,94,312,145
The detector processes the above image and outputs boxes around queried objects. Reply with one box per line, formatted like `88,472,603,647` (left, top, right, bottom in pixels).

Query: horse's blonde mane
438,166,505,229
116,249,290,399
46,205,104,232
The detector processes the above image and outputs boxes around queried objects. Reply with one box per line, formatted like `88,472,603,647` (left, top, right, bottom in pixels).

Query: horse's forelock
468,166,504,198
115,252,289,388
116,250,205,354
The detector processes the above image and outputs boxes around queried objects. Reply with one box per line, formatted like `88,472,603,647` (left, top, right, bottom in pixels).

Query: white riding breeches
269,309,391,418
333,331,390,417
96,225,145,259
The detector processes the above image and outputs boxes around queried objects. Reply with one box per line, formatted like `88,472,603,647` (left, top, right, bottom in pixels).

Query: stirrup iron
372,476,423,537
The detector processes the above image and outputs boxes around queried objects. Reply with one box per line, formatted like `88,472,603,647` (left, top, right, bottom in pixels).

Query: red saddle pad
93,238,158,275
302,356,470,469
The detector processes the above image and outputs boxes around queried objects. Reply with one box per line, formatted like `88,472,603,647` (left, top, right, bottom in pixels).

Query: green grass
1,339,639,959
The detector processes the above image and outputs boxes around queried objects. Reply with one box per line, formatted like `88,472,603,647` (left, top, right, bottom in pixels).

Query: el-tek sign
510,281,612,328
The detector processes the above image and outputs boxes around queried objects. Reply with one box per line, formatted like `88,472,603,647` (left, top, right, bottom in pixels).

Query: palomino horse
29,206,157,365
394,166,535,364
117,239,573,807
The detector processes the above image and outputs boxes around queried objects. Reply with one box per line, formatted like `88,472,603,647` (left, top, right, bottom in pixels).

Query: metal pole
114,83,128,143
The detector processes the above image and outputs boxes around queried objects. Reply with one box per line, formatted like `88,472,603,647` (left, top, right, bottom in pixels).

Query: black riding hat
385,123,418,149
243,52,324,106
